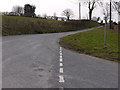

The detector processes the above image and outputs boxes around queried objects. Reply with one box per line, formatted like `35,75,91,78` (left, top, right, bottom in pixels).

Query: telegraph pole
67,0,81,20
104,17,107,45
79,2,81,20
110,0,112,30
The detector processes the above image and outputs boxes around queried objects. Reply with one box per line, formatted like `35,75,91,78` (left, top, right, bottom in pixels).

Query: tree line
62,0,120,22
12,4,36,17
2,0,120,22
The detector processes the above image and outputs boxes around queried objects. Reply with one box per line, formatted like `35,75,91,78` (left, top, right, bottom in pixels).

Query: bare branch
12,6,24,15
102,2,110,23
113,1,120,15
84,0,101,20
62,9,74,20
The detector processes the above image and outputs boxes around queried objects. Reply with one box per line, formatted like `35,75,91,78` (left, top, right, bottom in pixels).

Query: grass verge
2,15,100,36
60,27,119,62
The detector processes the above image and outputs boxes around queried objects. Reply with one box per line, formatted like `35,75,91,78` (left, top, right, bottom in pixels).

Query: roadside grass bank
60,27,119,62
2,15,100,36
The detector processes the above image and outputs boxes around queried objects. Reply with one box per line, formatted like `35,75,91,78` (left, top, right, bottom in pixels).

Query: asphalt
2,26,118,88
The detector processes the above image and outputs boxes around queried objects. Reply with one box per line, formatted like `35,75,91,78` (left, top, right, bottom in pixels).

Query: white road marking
60,68,63,73
59,47,65,84
60,47,62,51
60,63,63,67
59,75,65,83
60,52,62,56
60,50,62,53
60,47,62,56
60,58,63,62
60,55,62,59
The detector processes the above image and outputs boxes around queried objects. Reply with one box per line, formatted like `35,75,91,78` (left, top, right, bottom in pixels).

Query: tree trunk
88,1,95,20
67,16,70,21
89,11,92,20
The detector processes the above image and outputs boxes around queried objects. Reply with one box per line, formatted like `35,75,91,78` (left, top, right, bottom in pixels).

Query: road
2,26,118,89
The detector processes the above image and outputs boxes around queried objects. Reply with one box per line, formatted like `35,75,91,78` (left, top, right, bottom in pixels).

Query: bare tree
62,9,73,20
53,12,58,20
12,6,24,16
113,1,120,15
84,0,101,20
42,14,47,19
102,3,110,23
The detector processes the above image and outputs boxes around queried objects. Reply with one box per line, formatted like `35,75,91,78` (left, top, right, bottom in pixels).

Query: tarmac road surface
2,26,118,88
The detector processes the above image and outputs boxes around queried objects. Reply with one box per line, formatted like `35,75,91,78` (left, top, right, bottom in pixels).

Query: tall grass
2,15,100,36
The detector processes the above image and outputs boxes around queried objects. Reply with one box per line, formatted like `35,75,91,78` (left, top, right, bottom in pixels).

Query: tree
53,13,58,20
42,14,47,19
12,6,24,16
101,3,110,23
84,0,100,20
62,9,73,20
24,4,36,17
113,1,120,15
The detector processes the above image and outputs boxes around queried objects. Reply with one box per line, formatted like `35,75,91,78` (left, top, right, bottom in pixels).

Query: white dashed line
60,68,64,73
59,47,65,84
60,47,63,62
60,52,62,56
59,75,65,83
60,58,63,62
60,55,62,58
60,47,62,51
60,63,63,67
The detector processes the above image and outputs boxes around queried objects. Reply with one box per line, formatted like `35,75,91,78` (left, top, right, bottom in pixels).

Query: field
60,27,119,62
2,15,100,36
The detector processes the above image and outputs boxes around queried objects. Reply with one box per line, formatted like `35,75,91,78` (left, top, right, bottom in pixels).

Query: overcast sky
0,0,119,22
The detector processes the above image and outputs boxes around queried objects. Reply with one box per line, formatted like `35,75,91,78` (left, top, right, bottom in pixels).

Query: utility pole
104,17,107,45
110,0,112,30
79,2,81,20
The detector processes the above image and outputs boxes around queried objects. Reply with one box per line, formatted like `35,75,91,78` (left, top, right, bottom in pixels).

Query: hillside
2,15,100,36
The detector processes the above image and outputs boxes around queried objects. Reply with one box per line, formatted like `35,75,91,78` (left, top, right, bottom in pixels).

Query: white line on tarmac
59,75,65,83
60,47,62,51
60,63,63,67
59,47,65,84
60,52,62,56
60,47,62,56
60,58,63,62
60,68,64,73
60,55,62,59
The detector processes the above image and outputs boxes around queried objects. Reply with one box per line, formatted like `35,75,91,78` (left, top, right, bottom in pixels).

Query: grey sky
0,0,119,22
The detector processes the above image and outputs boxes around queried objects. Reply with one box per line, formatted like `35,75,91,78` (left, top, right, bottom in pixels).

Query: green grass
60,27,119,62
2,15,60,22
2,15,100,36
